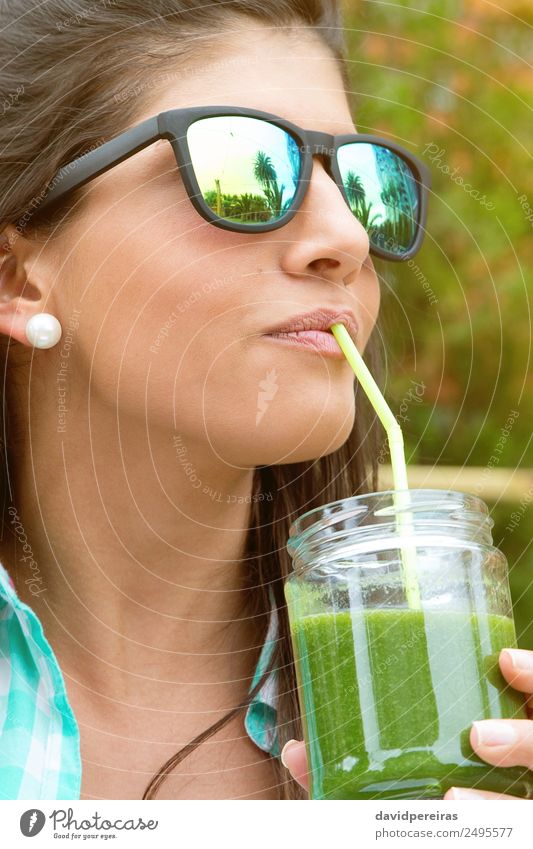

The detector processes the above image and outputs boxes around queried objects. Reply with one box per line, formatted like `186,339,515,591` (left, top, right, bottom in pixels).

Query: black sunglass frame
35,104,431,261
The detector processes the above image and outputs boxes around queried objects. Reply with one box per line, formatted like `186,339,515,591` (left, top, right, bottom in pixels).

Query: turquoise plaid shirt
0,562,279,799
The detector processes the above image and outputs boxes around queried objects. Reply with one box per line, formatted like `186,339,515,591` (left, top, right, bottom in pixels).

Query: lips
262,307,358,358
264,307,359,345
264,328,346,357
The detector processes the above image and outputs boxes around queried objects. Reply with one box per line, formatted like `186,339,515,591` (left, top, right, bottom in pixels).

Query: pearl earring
25,313,62,349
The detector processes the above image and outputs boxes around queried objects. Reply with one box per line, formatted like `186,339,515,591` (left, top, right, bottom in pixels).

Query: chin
248,410,356,466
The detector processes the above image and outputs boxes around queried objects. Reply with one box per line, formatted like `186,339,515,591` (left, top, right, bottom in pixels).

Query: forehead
135,25,357,135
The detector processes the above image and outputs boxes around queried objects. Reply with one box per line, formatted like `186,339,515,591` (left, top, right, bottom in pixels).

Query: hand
280,648,533,800
444,648,533,800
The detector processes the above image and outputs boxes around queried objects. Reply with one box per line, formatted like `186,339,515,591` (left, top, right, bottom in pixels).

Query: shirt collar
0,562,280,801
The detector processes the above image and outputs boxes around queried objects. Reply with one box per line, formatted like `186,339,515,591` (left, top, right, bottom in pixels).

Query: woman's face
50,26,380,466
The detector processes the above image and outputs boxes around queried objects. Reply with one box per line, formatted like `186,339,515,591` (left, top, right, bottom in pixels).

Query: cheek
69,231,258,438
349,262,381,350
367,278,381,331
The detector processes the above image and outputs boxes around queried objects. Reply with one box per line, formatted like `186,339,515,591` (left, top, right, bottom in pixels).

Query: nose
279,155,371,284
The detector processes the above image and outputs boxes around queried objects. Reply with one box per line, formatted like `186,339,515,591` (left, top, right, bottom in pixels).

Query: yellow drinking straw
330,323,422,611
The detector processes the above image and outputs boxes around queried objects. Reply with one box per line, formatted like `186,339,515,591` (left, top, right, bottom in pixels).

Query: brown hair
0,0,383,799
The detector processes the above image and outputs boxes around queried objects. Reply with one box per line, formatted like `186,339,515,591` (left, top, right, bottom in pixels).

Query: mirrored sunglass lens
337,143,420,255
186,116,300,225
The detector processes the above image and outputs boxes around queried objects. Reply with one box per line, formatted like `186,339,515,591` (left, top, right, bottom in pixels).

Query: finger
498,650,533,717
280,739,309,791
499,649,533,695
470,719,533,770
444,786,525,800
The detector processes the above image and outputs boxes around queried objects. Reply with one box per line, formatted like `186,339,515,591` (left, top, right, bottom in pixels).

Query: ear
0,223,48,346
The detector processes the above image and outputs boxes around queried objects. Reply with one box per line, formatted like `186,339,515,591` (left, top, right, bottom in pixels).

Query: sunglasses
36,105,431,261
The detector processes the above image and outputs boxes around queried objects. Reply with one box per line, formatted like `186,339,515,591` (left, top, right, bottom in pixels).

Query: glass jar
284,489,533,800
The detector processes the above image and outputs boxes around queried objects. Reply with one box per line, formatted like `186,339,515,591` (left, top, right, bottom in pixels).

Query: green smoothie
290,608,533,800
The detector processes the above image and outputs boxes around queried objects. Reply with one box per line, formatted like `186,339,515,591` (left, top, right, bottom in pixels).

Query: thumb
280,739,309,792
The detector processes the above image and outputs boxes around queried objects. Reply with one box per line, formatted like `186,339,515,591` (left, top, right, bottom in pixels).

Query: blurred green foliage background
342,1,532,645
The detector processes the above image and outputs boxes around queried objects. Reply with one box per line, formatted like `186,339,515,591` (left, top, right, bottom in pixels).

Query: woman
0,0,531,801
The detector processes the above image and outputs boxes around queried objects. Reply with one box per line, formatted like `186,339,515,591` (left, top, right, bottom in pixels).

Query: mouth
263,328,346,358
262,307,358,359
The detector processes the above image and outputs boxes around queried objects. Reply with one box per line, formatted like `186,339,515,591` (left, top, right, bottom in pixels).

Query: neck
1,394,263,713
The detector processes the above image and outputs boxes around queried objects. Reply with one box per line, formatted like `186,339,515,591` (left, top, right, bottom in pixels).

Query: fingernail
448,787,487,800
501,649,533,672
472,720,518,747
280,739,299,768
